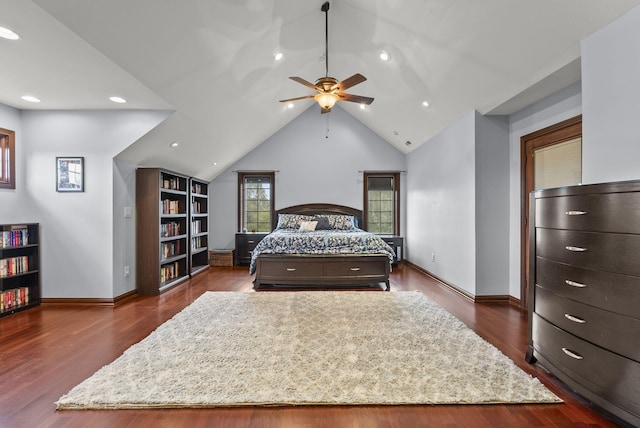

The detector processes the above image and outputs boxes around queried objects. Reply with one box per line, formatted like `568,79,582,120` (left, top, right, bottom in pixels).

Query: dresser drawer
532,314,640,415
536,228,640,276
258,260,324,277
535,192,640,233
324,260,387,277
535,286,640,361
535,257,640,318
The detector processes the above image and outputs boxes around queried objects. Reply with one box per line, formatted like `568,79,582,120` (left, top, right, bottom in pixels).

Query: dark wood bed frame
252,203,391,291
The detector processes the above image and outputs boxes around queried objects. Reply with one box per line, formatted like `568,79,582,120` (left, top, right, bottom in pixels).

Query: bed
250,203,395,291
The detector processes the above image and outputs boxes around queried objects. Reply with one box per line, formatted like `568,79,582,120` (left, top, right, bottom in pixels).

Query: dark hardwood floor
0,264,623,428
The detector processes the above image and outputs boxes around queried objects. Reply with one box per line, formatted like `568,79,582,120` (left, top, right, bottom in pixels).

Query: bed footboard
253,254,390,291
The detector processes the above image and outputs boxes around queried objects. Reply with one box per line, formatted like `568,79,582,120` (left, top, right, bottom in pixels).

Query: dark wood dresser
526,180,640,426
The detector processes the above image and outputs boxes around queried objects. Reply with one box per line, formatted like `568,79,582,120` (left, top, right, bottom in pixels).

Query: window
363,172,400,235
534,137,582,190
0,128,15,189
238,171,275,233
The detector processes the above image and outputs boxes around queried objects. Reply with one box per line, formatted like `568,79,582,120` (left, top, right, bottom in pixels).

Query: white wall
3,109,170,299
581,4,640,184
209,105,407,250
405,112,477,295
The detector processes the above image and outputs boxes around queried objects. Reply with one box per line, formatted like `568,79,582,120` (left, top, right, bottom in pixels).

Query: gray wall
475,113,510,296
507,82,583,299
1,108,169,299
582,4,640,184
209,105,407,250
405,112,477,295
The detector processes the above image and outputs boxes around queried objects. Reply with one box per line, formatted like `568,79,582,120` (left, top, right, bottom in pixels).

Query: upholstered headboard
273,203,363,230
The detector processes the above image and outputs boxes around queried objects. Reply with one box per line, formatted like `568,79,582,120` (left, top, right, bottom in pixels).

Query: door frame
520,115,582,309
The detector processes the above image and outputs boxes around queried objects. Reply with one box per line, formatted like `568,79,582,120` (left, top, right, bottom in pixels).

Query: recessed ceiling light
360,104,366,110
274,52,284,61
0,26,20,40
287,103,294,109
21,95,40,103
379,50,391,62
109,96,127,103
169,141,179,148
422,100,430,107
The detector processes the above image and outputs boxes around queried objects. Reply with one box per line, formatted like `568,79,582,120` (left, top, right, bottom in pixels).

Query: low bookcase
0,223,40,317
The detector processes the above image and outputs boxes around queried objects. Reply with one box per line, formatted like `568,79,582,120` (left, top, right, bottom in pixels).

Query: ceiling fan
279,1,374,114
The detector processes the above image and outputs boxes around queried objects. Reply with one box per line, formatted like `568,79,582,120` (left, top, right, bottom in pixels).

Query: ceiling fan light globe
314,93,339,109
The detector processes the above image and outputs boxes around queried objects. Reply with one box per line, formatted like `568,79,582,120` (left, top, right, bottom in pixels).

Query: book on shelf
0,287,30,312
0,228,29,248
191,199,202,214
161,221,182,237
162,199,183,215
161,240,182,259
161,177,184,191
0,256,29,277
160,262,181,283
192,182,205,195
191,236,206,251
191,219,202,234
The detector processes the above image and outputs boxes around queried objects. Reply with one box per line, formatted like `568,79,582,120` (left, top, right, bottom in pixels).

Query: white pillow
298,220,318,232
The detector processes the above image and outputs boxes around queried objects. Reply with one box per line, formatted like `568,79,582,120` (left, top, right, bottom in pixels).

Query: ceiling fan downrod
322,2,330,78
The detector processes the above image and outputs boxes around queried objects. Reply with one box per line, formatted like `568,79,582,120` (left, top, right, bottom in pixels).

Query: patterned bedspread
249,229,396,274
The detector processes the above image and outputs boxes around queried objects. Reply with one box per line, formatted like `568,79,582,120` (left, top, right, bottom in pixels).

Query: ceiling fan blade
339,93,374,105
331,73,367,92
279,95,315,103
321,106,332,114
289,76,321,91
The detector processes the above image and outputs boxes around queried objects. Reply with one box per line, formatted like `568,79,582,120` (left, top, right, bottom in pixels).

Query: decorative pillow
298,220,318,232
276,213,313,230
325,214,356,230
312,216,332,230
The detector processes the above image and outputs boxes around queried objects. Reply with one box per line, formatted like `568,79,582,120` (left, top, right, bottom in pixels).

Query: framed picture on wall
56,157,84,192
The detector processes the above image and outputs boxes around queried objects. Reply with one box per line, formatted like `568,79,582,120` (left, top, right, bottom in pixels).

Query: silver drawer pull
565,210,587,216
286,268,296,272
564,313,586,324
561,347,584,360
565,279,587,288
565,246,587,252
350,267,361,271
247,240,255,244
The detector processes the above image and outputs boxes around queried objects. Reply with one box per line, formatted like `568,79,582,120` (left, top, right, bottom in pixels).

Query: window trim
363,171,400,235
0,128,16,189
237,171,275,233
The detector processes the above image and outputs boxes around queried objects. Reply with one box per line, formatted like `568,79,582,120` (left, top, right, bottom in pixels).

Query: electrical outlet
124,266,130,277
431,253,436,262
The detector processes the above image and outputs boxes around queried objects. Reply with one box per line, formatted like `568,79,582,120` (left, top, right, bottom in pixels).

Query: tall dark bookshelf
0,223,40,317
136,168,189,295
189,177,209,276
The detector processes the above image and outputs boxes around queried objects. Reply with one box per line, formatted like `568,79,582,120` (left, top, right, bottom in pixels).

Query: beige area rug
56,291,560,409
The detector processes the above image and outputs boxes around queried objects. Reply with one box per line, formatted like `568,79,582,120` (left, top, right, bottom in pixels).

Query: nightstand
235,233,268,265
379,235,404,264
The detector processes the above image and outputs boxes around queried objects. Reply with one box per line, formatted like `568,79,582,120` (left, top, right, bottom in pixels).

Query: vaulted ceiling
2,0,640,180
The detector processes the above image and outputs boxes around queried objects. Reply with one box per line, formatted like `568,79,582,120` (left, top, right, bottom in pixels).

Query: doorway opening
520,115,582,308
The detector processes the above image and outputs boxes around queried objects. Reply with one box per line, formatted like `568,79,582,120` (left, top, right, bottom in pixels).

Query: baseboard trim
42,297,116,306
404,261,475,303
42,289,138,307
404,260,520,306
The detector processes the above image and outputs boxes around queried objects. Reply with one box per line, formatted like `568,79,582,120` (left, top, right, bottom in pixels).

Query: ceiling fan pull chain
326,114,330,139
